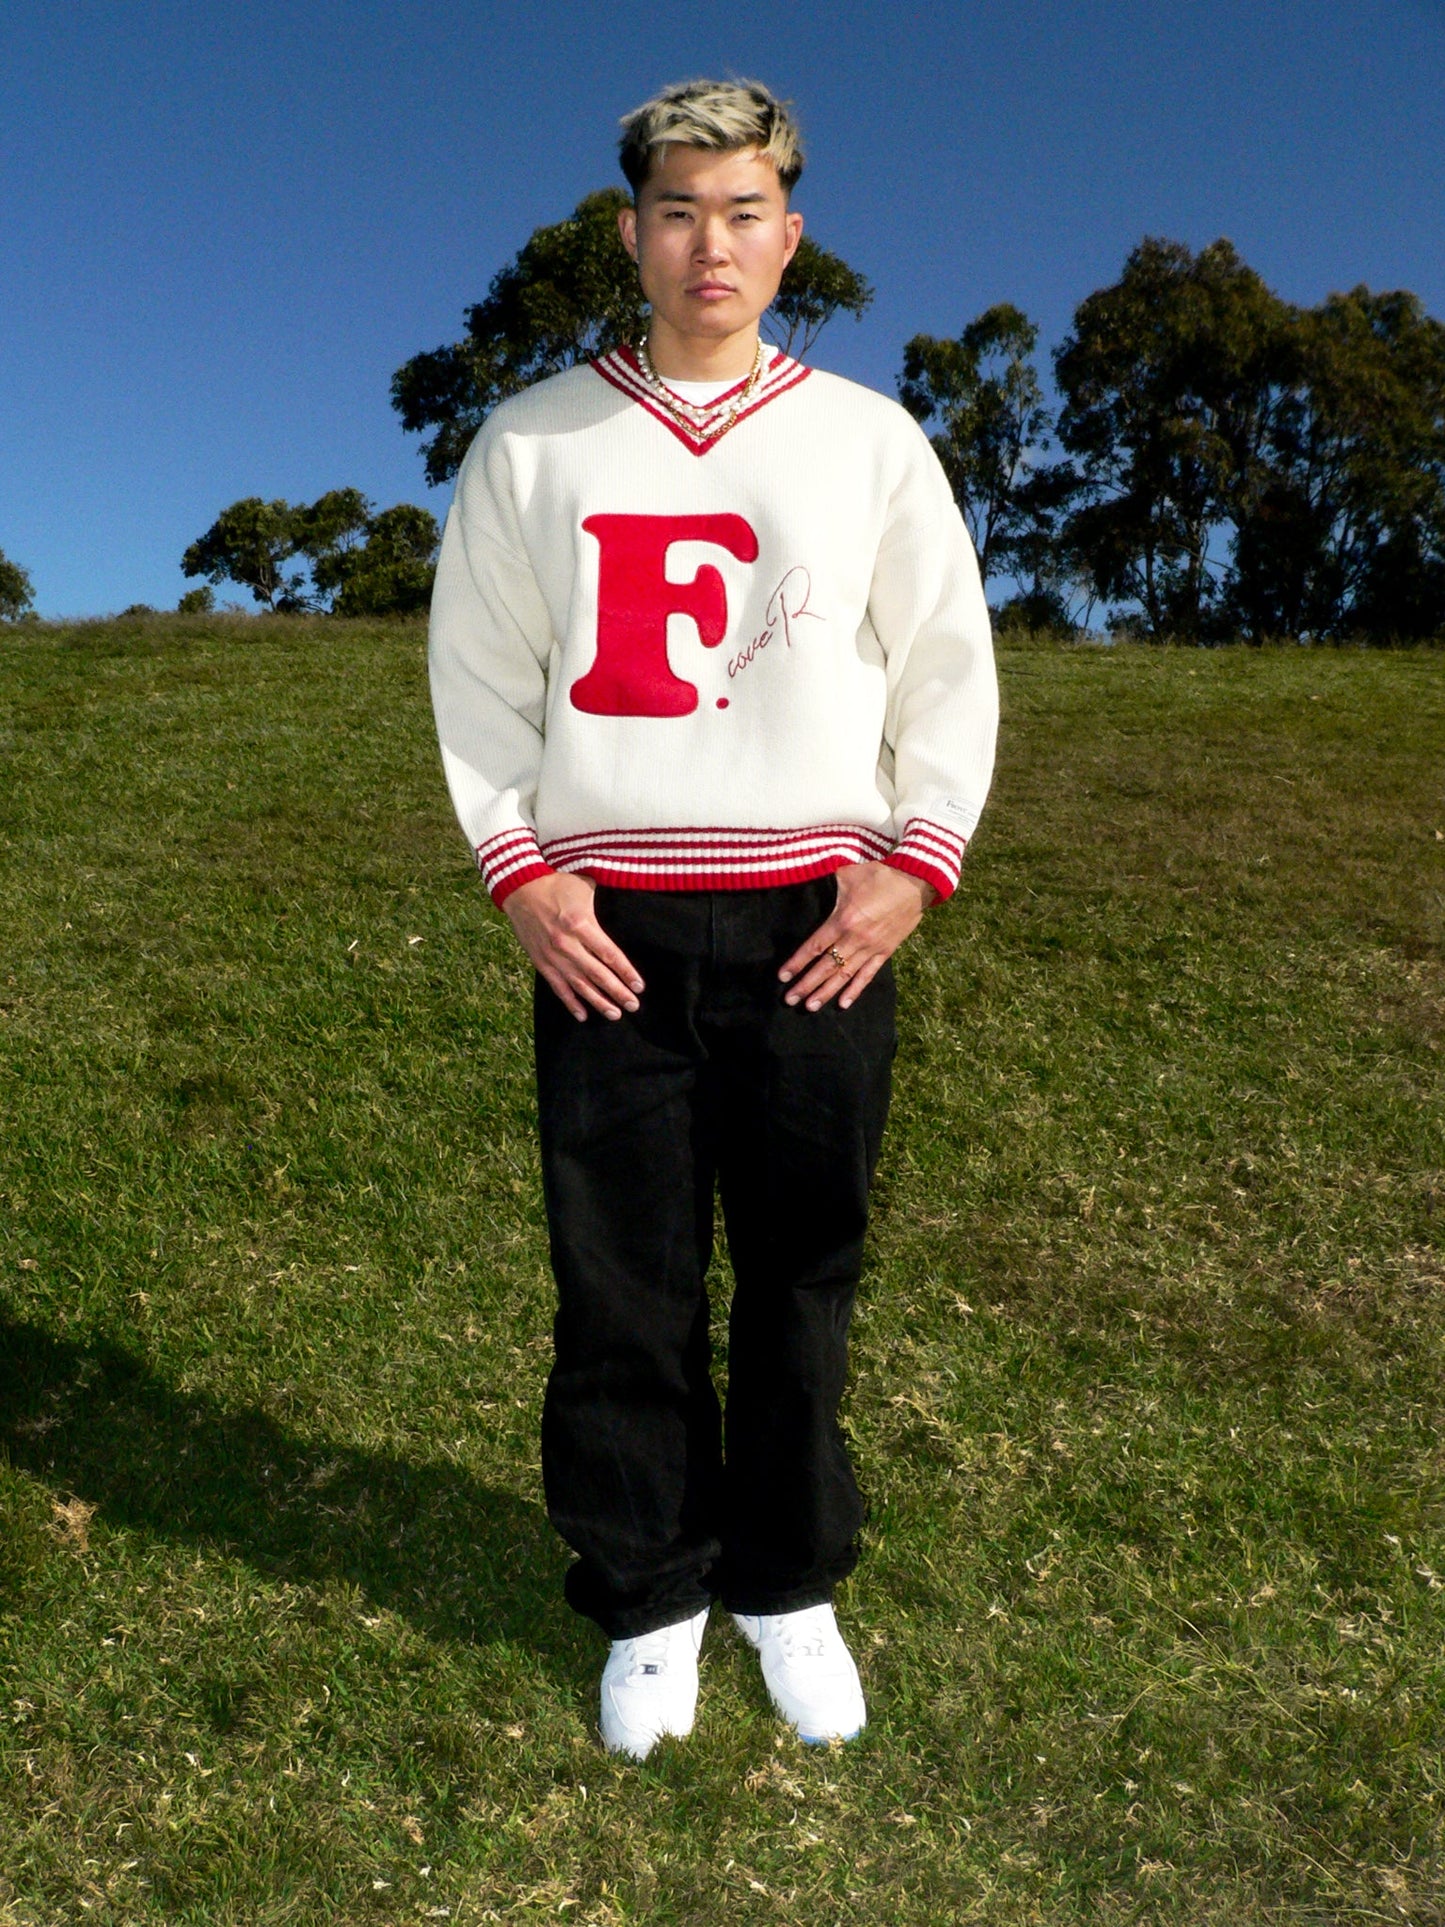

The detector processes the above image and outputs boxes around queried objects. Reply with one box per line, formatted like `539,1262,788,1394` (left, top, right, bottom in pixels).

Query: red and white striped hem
543,823,892,894
478,818,968,908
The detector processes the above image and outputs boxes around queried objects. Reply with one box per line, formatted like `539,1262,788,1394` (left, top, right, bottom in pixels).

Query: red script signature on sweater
727,568,823,680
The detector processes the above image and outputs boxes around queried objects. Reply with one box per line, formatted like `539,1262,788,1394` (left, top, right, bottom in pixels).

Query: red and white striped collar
591,344,811,456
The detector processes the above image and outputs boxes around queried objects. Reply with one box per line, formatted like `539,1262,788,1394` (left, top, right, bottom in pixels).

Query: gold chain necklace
632,337,768,445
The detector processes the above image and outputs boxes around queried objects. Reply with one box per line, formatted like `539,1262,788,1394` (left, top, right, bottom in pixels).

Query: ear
782,207,803,271
618,203,639,263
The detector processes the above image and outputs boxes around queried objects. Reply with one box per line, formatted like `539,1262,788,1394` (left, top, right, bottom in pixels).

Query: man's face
618,144,803,355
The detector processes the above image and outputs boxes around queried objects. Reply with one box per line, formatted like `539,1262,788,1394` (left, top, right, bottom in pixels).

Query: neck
643,321,764,383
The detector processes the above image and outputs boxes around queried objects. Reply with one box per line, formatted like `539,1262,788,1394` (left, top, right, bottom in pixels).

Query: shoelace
773,1610,832,1661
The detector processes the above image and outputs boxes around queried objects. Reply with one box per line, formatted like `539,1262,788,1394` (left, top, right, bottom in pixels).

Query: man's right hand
502,872,644,1022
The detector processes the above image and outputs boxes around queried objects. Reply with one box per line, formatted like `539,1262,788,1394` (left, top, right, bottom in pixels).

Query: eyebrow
651,190,770,206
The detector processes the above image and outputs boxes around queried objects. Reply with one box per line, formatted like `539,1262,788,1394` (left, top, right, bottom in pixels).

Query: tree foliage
899,304,1053,584
998,460,1094,629
392,189,873,486
296,488,373,572
314,503,440,616
182,498,308,612
766,235,872,357
1226,287,1445,640
1053,238,1287,641
392,191,644,489
182,494,439,615
0,545,35,621
386,194,1443,641
1045,239,1445,641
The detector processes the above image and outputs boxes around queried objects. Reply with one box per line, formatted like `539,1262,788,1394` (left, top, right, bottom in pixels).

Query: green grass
1,612,1442,1925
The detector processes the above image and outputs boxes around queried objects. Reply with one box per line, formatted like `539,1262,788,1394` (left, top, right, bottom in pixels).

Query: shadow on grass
0,1306,580,1674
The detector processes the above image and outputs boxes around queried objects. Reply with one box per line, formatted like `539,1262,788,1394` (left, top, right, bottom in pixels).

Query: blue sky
4,0,1444,615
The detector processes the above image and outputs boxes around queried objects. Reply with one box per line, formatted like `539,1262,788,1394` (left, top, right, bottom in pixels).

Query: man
429,78,997,1759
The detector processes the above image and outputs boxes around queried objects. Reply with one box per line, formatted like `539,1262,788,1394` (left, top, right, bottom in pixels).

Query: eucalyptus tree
1053,237,1288,640
764,233,872,357
0,545,35,620
312,504,440,617
1227,286,1445,640
182,493,439,615
182,499,309,612
898,303,1052,586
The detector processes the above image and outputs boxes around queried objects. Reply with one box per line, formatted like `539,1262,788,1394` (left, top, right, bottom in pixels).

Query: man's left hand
779,863,937,1012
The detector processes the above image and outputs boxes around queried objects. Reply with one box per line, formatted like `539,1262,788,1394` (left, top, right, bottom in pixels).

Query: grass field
1,614,1442,1925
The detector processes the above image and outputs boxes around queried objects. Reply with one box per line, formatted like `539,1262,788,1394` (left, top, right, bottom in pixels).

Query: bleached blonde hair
618,79,804,197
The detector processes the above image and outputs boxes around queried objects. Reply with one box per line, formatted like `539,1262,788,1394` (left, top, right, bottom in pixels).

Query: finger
802,955,863,1011
787,945,865,1011
538,928,630,1020
543,917,642,1016
838,953,886,1010
778,919,839,984
560,968,626,1020
563,948,638,1015
541,963,590,1023
543,903,643,1006
784,957,836,1005
576,921,645,996
780,921,855,989
554,943,643,1020
783,933,856,1005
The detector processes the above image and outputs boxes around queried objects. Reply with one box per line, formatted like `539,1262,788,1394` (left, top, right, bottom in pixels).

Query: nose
692,216,729,262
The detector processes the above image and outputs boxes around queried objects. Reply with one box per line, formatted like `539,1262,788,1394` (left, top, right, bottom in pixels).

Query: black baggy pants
532,876,896,1639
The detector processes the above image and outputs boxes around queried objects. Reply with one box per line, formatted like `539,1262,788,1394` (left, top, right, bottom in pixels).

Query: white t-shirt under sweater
428,346,999,907
656,375,738,404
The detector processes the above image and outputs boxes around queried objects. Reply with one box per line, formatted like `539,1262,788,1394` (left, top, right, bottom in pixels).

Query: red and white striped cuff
884,817,968,903
476,828,556,907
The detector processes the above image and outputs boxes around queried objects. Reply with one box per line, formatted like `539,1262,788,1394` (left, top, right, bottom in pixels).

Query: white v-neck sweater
428,347,998,907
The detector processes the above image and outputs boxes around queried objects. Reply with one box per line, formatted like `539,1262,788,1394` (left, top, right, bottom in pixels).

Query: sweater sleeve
868,424,999,903
428,436,559,908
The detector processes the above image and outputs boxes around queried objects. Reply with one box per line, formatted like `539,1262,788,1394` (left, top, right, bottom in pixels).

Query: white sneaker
599,1606,710,1760
731,1603,867,1743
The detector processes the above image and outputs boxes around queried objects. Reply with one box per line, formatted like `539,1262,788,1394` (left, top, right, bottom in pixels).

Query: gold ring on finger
827,945,849,972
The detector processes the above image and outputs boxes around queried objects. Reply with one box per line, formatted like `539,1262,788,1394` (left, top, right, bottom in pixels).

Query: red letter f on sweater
571,514,759,717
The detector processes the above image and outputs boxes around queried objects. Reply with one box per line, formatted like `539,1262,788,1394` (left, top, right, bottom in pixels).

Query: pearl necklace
632,337,768,445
